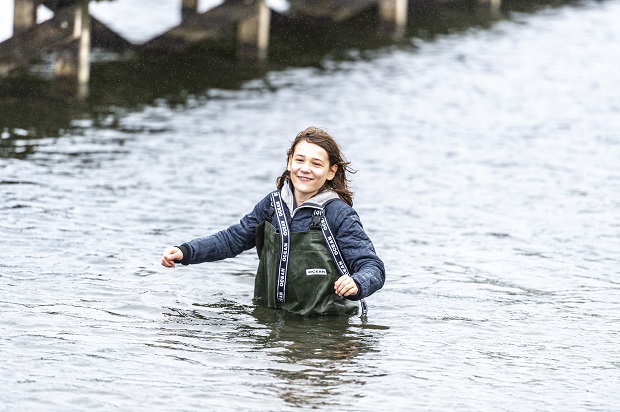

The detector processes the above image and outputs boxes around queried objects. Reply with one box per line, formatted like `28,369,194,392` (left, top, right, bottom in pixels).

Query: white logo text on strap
306,268,327,276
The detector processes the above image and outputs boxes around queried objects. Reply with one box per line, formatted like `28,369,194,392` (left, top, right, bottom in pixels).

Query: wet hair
276,126,355,206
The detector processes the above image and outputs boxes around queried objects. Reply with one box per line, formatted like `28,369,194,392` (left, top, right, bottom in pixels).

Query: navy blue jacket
178,188,385,301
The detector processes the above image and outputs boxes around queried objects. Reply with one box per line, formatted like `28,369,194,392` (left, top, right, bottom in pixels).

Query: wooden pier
0,0,500,99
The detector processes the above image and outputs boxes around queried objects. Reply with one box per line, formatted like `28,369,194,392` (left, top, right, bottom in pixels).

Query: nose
300,162,311,173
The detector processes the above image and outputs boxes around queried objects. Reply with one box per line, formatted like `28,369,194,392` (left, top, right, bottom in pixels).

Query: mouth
296,175,313,183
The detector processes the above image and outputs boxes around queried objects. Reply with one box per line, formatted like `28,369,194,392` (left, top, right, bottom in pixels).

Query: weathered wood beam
289,0,377,22
378,0,408,37
90,17,133,51
0,5,77,75
182,0,198,20
41,0,132,51
41,0,80,10
13,0,39,35
142,0,269,55
475,0,501,12
54,1,90,99
1,2,91,98
237,0,270,60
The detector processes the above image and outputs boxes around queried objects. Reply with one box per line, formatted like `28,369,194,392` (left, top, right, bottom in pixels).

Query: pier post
181,0,198,20
378,0,408,38
13,0,38,35
475,0,501,12
236,0,270,61
54,1,91,99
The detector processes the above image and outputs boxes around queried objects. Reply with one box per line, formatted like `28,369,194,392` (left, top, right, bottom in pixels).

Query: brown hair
276,126,355,206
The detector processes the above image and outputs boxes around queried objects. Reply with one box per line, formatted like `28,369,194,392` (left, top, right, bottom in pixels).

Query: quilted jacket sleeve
179,194,272,265
326,200,386,300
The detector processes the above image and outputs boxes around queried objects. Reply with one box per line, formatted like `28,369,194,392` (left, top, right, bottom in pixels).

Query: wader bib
253,192,367,317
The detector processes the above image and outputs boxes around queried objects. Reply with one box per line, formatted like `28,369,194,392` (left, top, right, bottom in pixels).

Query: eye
313,162,322,167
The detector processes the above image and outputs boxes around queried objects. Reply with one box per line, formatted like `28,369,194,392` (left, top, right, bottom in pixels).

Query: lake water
1,0,620,410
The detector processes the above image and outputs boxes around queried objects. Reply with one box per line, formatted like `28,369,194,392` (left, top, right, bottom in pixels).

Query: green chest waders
253,192,367,317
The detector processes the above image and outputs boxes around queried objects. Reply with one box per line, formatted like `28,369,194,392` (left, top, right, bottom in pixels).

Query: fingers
334,275,358,297
161,246,183,268
161,259,175,268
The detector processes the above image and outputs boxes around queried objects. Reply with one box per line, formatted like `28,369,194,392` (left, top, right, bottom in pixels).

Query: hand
161,246,183,268
334,275,358,297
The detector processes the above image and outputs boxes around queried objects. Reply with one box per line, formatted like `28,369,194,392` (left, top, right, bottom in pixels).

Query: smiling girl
161,127,385,316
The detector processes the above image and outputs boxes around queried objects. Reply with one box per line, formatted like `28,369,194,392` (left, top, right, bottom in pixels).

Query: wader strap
313,209,369,318
270,192,290,303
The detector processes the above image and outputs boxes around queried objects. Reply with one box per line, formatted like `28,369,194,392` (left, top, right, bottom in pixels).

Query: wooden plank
41,0,79,9
141,1,260,52
90,16,133,51
41,0,133,51
0,5,77,75
476,0,501,11
237,0,270,60
289,0,377,22
14,0,38,35
53,2,90,99
378,0,408,35
182,0,199,20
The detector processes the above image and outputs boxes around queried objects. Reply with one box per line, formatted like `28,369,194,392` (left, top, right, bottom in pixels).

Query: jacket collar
281,179,339,212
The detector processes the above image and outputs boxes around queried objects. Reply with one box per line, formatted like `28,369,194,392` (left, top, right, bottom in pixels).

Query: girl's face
287,140,337,204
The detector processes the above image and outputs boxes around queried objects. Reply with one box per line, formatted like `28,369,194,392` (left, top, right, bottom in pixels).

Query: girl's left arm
330,204,386,300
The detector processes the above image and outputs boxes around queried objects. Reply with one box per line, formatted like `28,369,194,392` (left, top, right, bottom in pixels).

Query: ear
287,156,292,172
327,164,338,181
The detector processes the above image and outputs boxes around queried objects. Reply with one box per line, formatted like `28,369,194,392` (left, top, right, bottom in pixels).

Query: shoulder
246,190,277,222
324,198,352,214
324,199,361,228
256,191,276,207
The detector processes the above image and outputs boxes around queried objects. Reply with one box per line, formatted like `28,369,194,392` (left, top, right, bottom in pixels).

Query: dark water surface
1,1,620,410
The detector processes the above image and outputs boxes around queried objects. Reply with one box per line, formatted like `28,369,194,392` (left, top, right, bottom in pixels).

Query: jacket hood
281,179,340,213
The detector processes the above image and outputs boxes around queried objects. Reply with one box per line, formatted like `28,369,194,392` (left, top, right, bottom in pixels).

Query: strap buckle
310,209,323,230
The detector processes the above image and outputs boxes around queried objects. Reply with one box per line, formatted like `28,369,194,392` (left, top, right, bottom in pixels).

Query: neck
294,192,314,207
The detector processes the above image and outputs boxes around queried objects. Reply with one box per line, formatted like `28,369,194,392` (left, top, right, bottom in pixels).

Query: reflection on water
1,0,576,140
156,302,385,409
250,307,377,407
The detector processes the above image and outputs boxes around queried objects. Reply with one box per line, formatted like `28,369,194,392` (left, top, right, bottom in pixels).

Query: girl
161,127,385,316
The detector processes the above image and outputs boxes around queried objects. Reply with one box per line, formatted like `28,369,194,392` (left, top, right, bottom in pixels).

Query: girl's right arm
162,194,272,267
